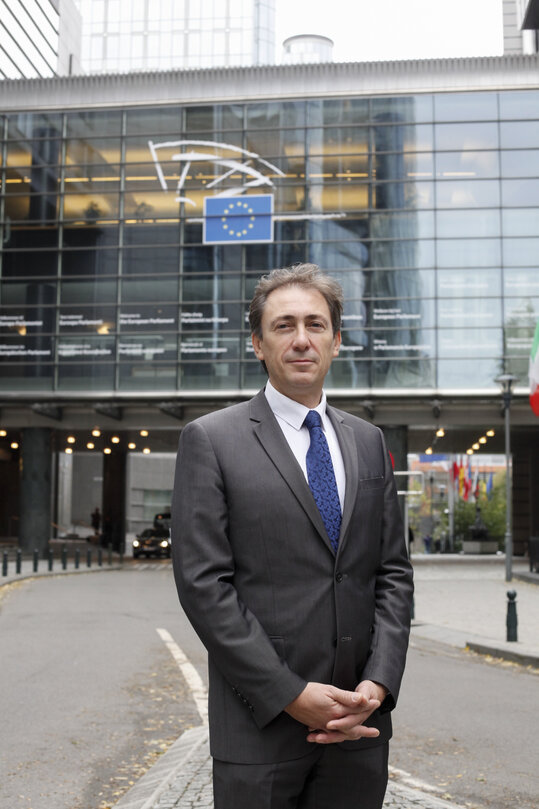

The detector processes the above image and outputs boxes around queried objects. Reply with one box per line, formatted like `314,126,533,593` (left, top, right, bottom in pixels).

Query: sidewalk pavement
115,554,539,809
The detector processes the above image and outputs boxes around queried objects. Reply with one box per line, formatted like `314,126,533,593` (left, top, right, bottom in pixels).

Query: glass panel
372,181,434,210
59,305,116,334
245,101,305,129
244,128,305,159
118,362,177,390
498,90,539,120
436,238,500,268
371,357,434,389
371,95,433,124
2,250,57,278
435,150,499,179
0,333,54,361
433,92,498,121
118,333,177,361
369,240,434,269
307,97,370,126
502,179,539,207
438,329,502,356
437,358,501,389
0,306,55,335
434,123,498,151
374,151,433,181
363,298,435,328
0,279,56,307
184,104,245,131
503,238,539,266
503,268,539,296
181,302,242,330
62,249,119,277
119,304,177,331
65,110,122,137
437,269,501,297
65,138,121,165
62,225,120,248
500,150,539,178
57,335,115,360
436,209,500,238
437,297,502,328
436,180,500,208
181,272,242,302
121,277,179,303
307,127,368,156
7,140,60,166
63,192,120,222
7,113,62,140
122,246,179,275
126,106,182,135
64,164,122,192
500,121,539,149
60,279,117,303
5,193,59,222
180,360,240,390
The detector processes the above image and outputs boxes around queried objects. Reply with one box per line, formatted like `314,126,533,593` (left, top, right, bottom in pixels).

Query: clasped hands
285,680,387,744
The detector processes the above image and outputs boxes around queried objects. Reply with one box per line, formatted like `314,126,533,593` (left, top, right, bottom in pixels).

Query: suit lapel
327,406,359,551
249,390,334,553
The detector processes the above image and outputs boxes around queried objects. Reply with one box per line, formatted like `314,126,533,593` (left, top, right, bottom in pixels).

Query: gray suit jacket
171,389,413,764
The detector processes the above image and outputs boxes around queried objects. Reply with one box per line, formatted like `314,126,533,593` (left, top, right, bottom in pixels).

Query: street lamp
495,373,518,582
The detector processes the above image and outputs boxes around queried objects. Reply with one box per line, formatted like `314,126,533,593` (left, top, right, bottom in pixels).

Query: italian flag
530,320,539,416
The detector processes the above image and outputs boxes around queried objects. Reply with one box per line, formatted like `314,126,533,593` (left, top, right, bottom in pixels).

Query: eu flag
204,194,273,244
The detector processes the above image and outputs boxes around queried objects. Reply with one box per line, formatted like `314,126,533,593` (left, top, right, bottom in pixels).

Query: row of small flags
451,457,494,502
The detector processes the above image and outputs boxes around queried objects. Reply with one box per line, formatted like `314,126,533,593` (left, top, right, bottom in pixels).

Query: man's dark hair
249,263,343,339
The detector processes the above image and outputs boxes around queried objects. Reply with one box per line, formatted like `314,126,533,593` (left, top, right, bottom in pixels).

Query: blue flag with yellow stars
203,195,273,244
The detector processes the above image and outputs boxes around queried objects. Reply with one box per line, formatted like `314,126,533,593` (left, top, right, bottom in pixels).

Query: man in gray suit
172,264,413,809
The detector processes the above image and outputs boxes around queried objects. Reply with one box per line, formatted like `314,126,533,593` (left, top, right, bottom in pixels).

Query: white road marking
156,627,208,725
389,765,443,793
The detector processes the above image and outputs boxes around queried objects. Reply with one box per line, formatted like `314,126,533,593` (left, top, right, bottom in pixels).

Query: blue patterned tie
304,410,342,553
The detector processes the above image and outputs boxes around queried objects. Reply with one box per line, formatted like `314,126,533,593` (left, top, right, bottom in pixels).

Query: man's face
251,284,341,408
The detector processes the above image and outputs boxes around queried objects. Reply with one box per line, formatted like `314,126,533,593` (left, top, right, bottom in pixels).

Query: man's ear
332,330,341,357
252,333,264,361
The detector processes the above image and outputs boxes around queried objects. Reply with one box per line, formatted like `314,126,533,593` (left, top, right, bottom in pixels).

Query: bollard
16,548,22,574
2,551,7,577
411,595,415,621
97,547,103,567
86,548,92,568
75,548,80,569
107,543,112,566
33,548,39,572
506,590,518,642
61,545,67,571
48,548,53,571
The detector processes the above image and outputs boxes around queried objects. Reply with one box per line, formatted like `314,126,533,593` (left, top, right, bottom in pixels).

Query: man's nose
292,326,310,349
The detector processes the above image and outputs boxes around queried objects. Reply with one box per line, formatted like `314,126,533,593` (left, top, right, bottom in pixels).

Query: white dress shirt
264,380,346,511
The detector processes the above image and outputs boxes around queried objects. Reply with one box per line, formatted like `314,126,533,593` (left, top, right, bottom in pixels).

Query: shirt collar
265,380,327,431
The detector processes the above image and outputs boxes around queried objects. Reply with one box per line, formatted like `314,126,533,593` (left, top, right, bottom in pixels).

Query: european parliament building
1,55,538,551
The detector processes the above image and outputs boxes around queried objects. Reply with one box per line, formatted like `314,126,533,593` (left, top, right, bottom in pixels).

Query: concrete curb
0,564,123,588
411,622,539,668
113,726,208,809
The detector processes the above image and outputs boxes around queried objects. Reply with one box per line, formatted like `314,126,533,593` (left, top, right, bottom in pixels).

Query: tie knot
304,410,322,431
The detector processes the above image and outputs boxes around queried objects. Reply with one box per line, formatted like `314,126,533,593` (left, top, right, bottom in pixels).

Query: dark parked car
132,527,171,559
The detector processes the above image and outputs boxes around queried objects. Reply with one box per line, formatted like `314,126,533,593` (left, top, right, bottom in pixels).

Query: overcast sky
275,0,504,62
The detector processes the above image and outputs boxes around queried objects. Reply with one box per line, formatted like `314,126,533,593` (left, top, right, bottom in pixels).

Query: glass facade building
74,0,275,72
1,85,538,399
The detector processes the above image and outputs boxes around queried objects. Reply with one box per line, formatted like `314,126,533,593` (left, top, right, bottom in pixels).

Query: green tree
453,471,506,549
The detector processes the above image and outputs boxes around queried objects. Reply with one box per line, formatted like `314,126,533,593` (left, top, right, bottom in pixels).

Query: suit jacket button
335,572,343,583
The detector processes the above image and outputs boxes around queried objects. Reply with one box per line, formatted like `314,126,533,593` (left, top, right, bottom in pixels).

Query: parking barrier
2,551,7,577
33,549,38,572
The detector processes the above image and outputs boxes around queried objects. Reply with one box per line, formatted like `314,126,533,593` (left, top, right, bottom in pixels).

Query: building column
102,450,127,552
19,428,53,555
381,425,408,520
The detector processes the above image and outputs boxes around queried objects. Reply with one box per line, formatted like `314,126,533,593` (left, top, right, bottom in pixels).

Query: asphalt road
391,634,539,809
0,562,203,809
1,563,537,809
